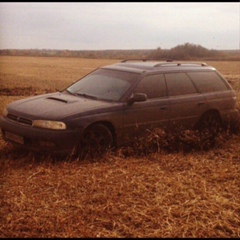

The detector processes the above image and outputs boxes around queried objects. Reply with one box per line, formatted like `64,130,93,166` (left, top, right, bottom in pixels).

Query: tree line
0,43,239,61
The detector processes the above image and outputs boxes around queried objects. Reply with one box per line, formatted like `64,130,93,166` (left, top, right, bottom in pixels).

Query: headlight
32,120,66,130
3,108,8,117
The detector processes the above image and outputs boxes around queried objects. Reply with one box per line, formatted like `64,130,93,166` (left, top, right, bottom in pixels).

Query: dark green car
0,60,239,155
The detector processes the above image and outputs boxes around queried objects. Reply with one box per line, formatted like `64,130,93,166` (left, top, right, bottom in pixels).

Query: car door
122,74,170,142
165,72,208,129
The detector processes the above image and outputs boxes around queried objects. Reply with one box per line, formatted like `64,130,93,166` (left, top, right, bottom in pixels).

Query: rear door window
187,71,229,93
164,73,197,96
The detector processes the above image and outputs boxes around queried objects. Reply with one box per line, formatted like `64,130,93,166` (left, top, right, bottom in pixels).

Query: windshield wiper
75,93,99,100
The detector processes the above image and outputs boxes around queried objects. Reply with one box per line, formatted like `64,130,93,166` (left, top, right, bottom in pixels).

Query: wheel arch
195,109,222,129
84,121,117,145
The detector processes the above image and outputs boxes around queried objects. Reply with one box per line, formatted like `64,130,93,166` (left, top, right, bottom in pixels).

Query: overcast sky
0,2,239,50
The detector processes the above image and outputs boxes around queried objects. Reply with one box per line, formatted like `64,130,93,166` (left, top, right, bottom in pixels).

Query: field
0,56,240,237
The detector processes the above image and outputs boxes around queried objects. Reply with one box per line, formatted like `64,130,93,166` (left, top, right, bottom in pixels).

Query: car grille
7,114,33,126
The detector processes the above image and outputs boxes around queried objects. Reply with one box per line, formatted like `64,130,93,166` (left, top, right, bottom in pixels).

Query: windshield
67,68,139,101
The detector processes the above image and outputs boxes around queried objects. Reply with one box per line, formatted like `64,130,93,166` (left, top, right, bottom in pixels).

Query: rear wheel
80,123,113,154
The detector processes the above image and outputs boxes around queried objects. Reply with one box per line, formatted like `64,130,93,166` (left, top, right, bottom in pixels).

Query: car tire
80,123,113,154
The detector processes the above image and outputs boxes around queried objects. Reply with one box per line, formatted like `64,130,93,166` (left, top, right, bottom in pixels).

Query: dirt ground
0,57,239,237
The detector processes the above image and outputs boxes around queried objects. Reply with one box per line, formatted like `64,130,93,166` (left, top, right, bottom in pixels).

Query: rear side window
165,73,197,96
187,71,229,93
134,74,167,99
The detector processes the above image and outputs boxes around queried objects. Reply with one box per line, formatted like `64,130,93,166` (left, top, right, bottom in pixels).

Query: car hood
7,92,120,120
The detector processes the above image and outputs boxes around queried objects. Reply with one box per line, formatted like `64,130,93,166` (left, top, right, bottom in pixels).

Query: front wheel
80,123,113,154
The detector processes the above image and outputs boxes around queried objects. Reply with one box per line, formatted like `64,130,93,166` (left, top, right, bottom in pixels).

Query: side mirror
127,93,147,105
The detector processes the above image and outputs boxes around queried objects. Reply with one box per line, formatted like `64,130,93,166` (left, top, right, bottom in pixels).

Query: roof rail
121,59,153,62
154,62,208,67
121,59,174,63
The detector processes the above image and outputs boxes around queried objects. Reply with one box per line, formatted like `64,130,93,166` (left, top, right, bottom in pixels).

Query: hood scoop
47,97,68,103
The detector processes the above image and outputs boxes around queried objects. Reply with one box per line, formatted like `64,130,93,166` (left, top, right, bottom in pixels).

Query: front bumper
0,116,83,155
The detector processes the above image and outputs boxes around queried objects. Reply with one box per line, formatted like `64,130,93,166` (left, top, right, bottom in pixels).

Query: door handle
160,106,167,110
198,102,205,106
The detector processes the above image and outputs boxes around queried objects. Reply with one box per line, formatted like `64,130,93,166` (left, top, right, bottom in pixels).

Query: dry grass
0,133,240,238
0,57,239,238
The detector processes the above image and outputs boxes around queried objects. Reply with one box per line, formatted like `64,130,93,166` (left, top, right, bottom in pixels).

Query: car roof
102,60,216,74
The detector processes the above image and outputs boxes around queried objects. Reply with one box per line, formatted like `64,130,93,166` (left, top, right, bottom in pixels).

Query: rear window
187,71,229,93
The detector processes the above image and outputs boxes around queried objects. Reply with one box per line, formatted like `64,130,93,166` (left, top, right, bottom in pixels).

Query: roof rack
120,59,208,67
121,59,174,63
154,62,208,67
121,59,153,62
